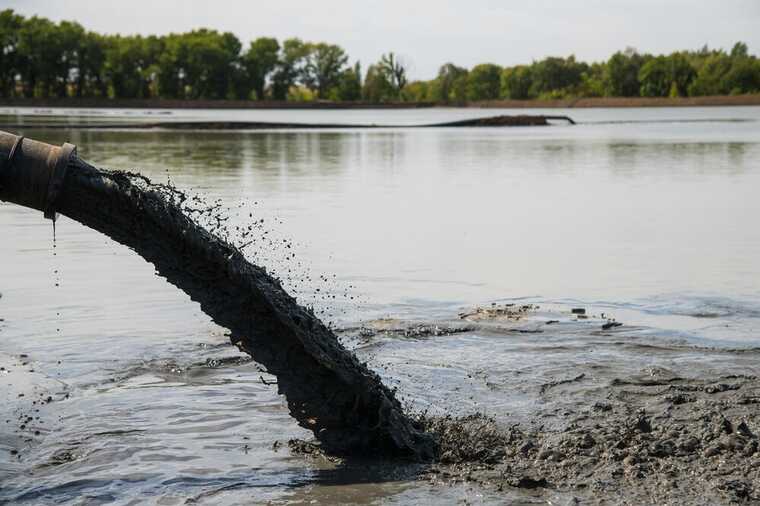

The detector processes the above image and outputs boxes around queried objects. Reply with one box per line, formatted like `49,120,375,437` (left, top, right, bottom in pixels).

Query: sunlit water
1,106,759,504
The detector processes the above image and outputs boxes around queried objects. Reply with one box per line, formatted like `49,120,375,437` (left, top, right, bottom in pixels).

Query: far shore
1,94,759,110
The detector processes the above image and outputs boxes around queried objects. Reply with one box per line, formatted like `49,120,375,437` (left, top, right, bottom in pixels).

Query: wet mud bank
418,373,760,504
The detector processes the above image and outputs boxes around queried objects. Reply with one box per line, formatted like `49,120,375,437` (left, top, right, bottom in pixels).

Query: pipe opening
0,131,77,221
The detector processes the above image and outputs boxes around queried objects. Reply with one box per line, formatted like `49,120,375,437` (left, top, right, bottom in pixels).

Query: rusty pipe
0,130,77,221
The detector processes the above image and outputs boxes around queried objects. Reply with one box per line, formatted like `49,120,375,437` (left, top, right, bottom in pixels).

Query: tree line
2,9,759,103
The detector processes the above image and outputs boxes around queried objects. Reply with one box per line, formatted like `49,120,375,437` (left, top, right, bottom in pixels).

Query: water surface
1,106,759,504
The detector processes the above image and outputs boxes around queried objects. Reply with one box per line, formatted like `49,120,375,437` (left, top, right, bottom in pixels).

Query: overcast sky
6,0,760,80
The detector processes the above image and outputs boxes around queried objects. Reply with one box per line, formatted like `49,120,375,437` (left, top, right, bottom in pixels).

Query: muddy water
1,107,760,504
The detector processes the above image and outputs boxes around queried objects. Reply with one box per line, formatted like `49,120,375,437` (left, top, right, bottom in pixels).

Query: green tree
74,31,108,97
401,80,430,102
430,63,468,102
721,57,760,94
191,30,240,99
108,35,162,98
241,37,279,100
333,62,362,101
53,20,87,97
638,52,695,98
500,65,533,99
530,55,587,97
603,49,643,96
362,63,395,102
155,34,184,98
158,30,240,99
450,73,468,102
0,9,24,97
638,56,670,97
688,51,732,96
17,15,64,97
379,52,408,97
302,42,348,98
688,43,760,96
271,38,310,100
140,35,164,98
466,63,502,101
731,42,749,59
667,52,696,96
579,62,606,97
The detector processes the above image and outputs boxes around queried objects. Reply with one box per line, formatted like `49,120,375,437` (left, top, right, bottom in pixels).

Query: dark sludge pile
415,375,760,504
49,158,436,460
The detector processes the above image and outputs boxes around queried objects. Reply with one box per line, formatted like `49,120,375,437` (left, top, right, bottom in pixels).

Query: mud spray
0,131,435,460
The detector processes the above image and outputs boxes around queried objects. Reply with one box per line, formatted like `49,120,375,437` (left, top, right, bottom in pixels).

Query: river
1,106,759,504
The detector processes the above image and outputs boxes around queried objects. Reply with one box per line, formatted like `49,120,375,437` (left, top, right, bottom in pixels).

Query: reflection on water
1,107,759,504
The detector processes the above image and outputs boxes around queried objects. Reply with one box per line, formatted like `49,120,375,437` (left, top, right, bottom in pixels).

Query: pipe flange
44,142,76,221
0,131,77,220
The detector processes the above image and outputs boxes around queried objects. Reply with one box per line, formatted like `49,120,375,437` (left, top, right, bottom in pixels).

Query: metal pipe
0,130,77,221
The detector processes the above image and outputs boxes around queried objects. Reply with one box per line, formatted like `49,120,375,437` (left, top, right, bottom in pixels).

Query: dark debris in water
344,320,475,342
458,303,537,321
286,439,343,463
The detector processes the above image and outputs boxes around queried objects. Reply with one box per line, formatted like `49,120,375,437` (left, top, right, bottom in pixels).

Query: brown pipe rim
44,142,77,220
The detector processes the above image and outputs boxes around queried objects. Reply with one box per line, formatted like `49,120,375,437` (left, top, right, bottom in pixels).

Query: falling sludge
0,130,436,460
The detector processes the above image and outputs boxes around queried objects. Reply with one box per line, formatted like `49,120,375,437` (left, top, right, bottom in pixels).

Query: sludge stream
0,131,435,461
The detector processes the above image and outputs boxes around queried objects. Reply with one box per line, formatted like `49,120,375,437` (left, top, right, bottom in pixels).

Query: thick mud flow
51,158,436,460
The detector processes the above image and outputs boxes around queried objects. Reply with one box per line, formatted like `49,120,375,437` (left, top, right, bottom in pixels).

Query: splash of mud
418,374,760,504
49,157,435,460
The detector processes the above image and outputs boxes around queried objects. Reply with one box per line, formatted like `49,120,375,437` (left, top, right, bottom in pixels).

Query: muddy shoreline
419,373,760,504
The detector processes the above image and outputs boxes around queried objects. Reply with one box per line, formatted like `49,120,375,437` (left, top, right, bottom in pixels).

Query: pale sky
5,0,760,80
